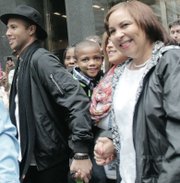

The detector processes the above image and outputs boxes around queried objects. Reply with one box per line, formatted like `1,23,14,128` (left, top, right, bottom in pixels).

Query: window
92,0,180,35
44,0,68,60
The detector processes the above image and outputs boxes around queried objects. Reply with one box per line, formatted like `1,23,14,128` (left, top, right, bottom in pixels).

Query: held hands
70,158,92,183
94,137,116,165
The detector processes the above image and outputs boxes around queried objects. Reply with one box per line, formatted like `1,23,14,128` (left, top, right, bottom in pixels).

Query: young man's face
76,46,103,78
6,18,33,54
170,25,180,44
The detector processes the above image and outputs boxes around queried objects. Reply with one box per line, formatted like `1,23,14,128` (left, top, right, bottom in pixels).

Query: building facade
0,0,179,68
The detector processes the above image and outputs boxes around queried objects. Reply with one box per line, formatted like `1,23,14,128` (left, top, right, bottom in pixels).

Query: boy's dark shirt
72,67,104,98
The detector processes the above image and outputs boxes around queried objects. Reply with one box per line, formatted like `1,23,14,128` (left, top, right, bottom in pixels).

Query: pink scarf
90,65,116,123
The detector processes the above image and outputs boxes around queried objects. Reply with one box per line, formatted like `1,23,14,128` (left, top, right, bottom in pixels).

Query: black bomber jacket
16,47,93,176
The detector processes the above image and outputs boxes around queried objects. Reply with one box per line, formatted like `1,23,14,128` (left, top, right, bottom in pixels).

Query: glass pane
44,0,68,60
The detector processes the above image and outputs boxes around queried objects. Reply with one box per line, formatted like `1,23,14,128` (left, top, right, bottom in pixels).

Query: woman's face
108,8,152,61
106,39,127,65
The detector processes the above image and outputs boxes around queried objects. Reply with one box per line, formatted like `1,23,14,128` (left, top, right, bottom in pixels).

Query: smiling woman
93,1,180,183
107,5,154,65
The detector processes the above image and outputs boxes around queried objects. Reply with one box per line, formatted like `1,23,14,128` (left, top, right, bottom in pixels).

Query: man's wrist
73,153,89,160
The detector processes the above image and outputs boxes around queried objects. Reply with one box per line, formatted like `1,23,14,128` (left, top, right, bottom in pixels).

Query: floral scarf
89,65,117,123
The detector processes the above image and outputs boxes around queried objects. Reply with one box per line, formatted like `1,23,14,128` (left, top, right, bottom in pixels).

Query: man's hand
94,137,115,165
70,158,92,183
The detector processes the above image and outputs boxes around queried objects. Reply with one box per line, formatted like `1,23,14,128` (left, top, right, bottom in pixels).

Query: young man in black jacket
0,5,93,183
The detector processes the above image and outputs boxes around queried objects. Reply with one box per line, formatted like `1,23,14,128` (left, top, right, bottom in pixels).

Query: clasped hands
70,158,92,183
94,137,116,165
70,137,115,182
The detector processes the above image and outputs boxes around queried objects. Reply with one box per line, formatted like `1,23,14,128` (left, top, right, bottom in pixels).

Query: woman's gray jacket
111,42,180,183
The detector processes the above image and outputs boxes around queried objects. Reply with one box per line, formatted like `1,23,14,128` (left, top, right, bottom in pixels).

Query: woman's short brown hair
105,0,174,45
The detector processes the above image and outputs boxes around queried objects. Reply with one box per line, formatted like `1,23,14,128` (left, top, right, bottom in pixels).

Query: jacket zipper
50,74,64,95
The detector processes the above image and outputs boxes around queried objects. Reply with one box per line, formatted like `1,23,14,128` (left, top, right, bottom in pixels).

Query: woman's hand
94,137,116,165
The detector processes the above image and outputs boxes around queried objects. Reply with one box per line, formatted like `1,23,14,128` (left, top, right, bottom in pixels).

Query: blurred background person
0,70,9,107
5,56,15,88
169,19,180,45
63,46,77,70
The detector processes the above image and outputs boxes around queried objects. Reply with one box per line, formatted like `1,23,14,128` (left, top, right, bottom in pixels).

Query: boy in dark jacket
69,40,107,183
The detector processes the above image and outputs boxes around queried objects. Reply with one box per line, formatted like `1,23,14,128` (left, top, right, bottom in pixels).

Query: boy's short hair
85,35,102,46
75,40,102,58
169,19,180,29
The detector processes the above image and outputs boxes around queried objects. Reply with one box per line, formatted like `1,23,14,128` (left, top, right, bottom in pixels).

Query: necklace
132,58,150,68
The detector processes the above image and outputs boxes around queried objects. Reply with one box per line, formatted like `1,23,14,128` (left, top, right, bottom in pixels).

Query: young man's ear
28,25,36,36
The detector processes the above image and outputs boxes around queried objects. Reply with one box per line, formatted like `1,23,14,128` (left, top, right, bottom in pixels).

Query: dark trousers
23,162,69,183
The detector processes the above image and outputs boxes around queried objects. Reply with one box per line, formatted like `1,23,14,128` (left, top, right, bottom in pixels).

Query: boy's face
76,46,103,78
